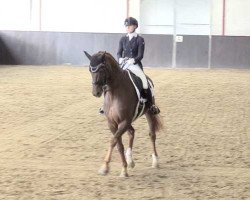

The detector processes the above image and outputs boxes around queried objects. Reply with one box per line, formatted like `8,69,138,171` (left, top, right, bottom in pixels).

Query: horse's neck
108,69,130,96
105,69,137,122
105,57,131,95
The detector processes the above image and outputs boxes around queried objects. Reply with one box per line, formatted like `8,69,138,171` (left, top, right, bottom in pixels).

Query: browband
89,63,105,73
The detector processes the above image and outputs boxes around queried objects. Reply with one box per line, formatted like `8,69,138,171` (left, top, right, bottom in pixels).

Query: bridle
89,62,105,73
89,61,110,90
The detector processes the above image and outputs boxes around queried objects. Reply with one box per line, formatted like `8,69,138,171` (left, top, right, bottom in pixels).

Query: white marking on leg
126,148,135,168
152,154,159,168
119,167,129,178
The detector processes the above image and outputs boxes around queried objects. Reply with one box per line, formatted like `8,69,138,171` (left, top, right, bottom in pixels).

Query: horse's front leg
98,137,116,176
117,137,128,177
98,121,128,176
98,123,116,176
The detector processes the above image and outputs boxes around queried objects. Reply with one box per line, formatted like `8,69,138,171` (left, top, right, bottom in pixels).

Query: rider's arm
134,37,145,64
117,37,124,60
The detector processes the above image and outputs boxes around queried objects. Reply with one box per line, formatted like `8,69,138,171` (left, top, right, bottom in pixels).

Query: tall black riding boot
143,88,160,115
141,89,148,101
144,88,153,106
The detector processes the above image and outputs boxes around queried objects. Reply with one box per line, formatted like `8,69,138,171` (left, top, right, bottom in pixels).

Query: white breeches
123,63,148,89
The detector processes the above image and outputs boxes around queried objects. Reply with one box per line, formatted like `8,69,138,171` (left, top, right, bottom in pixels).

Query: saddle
126,70,155,121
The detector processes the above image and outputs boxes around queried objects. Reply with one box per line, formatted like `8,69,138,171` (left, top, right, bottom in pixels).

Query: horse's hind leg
126,126,135,168
145,113,159,168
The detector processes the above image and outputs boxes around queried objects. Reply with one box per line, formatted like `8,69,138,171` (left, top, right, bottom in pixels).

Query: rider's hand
127,58,135,65
119,58,125,64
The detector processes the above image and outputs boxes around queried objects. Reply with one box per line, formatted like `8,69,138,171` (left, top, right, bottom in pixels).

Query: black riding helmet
124,17,138,28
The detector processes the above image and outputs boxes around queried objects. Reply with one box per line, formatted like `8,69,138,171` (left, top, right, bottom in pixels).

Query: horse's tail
147,113,163,133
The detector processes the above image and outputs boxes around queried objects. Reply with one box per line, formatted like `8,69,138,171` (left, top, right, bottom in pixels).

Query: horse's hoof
152,154,159,168
98,166,109,176
152,163,159,168
119,172,129,178
119,168,129,177
98,169,108,176
128,160,135,168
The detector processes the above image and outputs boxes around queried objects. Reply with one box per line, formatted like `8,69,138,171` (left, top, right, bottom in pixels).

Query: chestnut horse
84,51,162,177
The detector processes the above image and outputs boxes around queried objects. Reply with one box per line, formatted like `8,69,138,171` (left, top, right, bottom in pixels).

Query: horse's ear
84,51,92,61
102,51,106,63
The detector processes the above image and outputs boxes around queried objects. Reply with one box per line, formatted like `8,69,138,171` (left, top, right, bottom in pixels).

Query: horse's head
84,51,110,97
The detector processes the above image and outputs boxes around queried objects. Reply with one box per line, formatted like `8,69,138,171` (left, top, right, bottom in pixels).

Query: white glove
119,58,125,64
127,58,135,65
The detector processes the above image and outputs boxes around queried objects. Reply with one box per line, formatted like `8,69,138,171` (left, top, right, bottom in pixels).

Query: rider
117,17,160,114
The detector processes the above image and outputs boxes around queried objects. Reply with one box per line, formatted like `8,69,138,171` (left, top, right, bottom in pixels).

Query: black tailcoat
117,35,145,69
